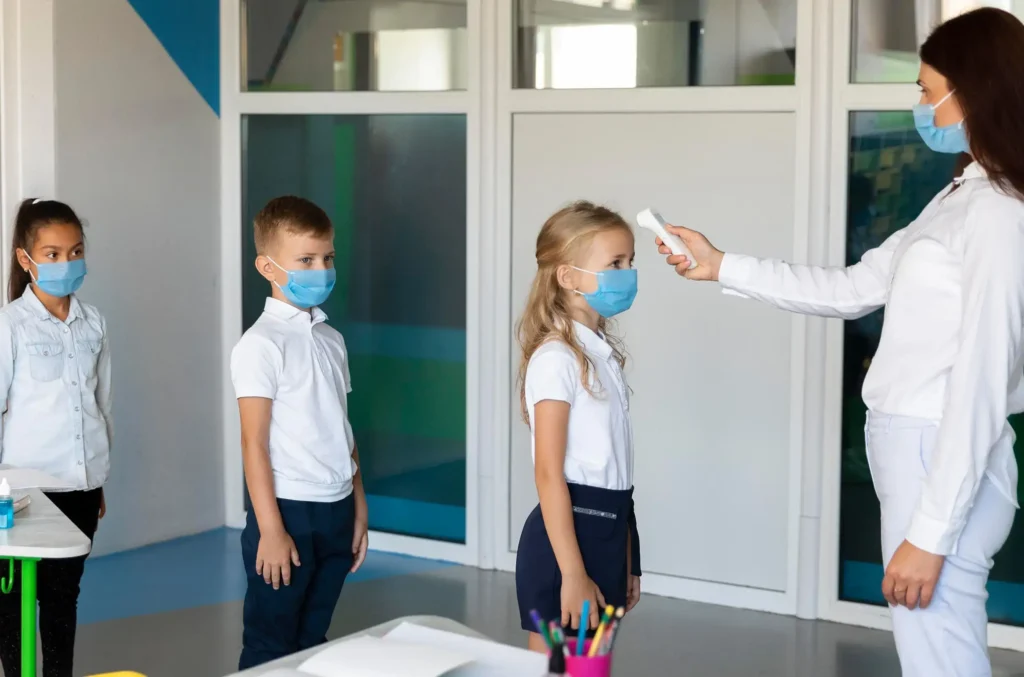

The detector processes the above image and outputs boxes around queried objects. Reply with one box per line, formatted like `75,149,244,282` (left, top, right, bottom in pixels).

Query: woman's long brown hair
921,8,1024,199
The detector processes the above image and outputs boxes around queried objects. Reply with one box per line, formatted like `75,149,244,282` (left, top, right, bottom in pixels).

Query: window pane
851,0,1024,83
840,111,1024,624
242,0,467,91
515,0,797,89
242,114,468,543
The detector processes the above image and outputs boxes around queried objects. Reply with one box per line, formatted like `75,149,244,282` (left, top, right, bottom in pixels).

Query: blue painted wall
126,0,220,114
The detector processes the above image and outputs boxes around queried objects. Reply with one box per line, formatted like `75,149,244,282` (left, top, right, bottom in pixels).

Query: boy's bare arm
239,397,300,588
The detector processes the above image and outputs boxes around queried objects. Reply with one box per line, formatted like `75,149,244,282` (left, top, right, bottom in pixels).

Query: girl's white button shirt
525,322,633,492
0,287,112,491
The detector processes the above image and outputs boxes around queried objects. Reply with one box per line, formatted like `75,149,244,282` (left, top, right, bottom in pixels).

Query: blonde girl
514,201,642,652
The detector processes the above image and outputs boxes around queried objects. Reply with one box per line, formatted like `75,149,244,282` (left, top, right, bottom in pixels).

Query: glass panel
242,114,468,543
840,111,1024,624
515,0,797,89
851,0,1024,83
242,0,468,91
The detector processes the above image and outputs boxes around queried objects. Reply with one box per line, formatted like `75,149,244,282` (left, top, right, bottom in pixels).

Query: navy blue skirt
515,483,640,634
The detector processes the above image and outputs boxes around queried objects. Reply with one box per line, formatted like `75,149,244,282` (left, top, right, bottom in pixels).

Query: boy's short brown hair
253,196,333,254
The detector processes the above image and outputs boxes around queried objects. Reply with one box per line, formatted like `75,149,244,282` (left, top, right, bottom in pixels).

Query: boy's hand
626,575,641,612
351,518,369,573
98,490,106,520
561,571,605,630
256,528,301,589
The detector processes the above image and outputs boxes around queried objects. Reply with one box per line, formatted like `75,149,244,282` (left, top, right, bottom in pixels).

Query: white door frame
0,0,58,300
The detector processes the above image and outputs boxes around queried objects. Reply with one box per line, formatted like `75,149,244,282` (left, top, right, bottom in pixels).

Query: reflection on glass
851,0,1024,83
515,0,797,88
242,114,468,543
242,0,467,91
839,111,1024,624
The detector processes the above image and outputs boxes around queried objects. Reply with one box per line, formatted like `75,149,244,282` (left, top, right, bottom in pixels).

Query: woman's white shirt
0,288,112,490
524,322,634,491
718,161,1023,556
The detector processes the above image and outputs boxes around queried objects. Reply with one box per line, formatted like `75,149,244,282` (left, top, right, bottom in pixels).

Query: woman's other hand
656,225,724,281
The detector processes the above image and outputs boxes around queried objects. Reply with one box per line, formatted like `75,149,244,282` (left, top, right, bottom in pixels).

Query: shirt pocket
75,339,102,380
25,342,64,382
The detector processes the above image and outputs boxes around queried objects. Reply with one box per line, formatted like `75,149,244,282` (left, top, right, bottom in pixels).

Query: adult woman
659,8,1024,676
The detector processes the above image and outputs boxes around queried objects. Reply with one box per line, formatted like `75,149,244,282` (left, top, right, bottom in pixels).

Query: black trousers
238,496,355,670
0,489,102,677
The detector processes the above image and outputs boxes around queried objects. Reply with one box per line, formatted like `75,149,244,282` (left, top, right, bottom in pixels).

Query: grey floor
67,566,1024,677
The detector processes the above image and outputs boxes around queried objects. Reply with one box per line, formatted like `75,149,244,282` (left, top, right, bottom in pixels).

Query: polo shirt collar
23,286,82,324
264,297,328,325
573,321,613,360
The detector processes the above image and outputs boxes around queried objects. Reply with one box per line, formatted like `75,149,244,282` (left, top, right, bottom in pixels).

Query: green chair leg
21,559,37,677
0,559,12,595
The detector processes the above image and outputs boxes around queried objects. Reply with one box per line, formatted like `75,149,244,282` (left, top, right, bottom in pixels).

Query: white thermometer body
636,208,697,270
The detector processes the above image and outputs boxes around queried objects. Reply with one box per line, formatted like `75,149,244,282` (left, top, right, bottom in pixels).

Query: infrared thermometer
636,208,697,270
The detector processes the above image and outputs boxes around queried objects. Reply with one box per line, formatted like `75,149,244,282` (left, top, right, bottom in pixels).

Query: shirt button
43,350,49,356
72,381,78,386
74,407,80,412
76,434,81,440
69,354,75,359
63,328,69,334
77,461,83,466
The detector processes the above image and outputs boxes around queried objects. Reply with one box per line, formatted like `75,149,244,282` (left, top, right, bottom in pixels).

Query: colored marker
530,609,553,649
588,605,614,658
603,607,626,655
577,600,590,656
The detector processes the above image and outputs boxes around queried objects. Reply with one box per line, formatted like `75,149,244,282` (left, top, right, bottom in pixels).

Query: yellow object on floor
88,673,146,677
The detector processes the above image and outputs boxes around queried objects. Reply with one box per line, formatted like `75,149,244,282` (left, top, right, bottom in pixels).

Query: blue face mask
573,267,638,318
913,90,970,155
27,256,87,298
268,257,336,309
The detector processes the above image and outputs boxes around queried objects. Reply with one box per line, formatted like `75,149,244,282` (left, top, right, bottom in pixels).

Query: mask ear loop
264,256,289,291
932,90,966,129
932,89,955,110
20,251,38,283
569,266,596,297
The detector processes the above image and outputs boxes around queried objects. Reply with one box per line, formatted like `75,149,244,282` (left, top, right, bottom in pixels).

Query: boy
231,196,369,670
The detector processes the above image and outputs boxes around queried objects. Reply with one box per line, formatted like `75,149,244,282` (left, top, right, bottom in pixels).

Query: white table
0,489,92,676
230,615,489,676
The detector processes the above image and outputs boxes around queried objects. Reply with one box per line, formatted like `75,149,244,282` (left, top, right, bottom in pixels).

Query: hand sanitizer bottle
0,478,13,530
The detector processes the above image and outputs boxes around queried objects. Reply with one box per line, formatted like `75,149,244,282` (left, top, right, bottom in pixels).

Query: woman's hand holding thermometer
638,208,724,281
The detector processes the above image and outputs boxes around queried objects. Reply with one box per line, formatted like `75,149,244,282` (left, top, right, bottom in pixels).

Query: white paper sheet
0,466,73,491
298,635,472,677
383,623,547,677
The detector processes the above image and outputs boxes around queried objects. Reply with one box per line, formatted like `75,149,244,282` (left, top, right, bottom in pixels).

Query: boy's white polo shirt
231,298,356,502
524,321,634,491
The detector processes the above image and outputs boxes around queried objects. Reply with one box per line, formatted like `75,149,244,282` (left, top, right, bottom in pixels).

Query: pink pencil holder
560,639,613,677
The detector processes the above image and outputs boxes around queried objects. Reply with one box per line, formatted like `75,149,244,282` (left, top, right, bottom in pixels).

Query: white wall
508,111,797,593
54,0,223,555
